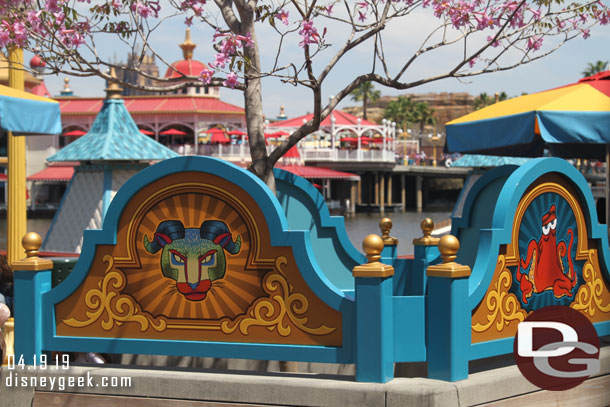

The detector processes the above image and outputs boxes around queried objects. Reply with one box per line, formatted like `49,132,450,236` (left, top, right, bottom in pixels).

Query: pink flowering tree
1,0,608,188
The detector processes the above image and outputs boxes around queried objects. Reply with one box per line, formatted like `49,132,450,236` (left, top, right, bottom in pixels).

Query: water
0,211,451,256
343,211,451,255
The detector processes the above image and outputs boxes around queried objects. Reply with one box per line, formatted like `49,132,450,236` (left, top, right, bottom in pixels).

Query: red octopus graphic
516,204,577,304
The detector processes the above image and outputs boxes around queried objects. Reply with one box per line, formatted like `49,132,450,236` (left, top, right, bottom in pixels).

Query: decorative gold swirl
63,255,167,332
571,250,610,317
220,257,336,337
472,255,527,333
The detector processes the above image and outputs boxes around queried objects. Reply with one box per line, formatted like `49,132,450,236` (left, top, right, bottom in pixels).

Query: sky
30,7,610,122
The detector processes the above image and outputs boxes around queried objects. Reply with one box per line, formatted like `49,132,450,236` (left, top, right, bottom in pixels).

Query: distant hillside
343,92,475,131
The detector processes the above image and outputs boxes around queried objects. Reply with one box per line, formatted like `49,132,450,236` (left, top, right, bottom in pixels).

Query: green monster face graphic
143,220,241,301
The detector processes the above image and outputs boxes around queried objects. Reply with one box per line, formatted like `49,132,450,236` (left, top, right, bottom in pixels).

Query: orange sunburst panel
55,171,343,346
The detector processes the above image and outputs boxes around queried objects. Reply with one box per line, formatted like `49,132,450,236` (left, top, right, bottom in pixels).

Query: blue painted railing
12,156,610,383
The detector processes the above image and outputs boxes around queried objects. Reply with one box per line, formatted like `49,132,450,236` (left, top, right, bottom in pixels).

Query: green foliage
582,60,609,77
383,96,436,135
350,82,381,120
472,92,508,110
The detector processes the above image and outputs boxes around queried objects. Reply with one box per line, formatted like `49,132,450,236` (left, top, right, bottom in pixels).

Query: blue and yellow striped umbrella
446,71,610,159
0,84,61,135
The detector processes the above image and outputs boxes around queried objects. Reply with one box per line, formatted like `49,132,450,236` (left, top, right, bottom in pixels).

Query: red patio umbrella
341,137,369,145
265,131,289,138
227,129,247,136
371,137,390,143
139,129,154,135
210,132,231,144
160,128,187,136
283,146,301,159
62,129,86,136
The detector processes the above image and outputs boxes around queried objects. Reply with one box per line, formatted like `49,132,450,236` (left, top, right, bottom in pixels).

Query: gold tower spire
179,28,196,60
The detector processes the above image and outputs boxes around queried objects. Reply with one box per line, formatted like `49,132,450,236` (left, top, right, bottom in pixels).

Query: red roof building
57,29,245,144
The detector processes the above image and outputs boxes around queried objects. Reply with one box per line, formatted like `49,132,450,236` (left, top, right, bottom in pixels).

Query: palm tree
384,96,416,133
411,102,436,134
582,60,609,77
350,82,381,120
473,91,508,110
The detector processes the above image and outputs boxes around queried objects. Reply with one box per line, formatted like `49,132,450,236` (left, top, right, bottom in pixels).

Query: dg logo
513,305,600,391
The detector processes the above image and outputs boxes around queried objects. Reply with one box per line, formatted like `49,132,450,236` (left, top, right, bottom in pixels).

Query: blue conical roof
48,98,179,162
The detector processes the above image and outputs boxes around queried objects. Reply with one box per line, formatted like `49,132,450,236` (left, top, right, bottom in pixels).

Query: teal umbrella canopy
48,98,179,162
0,84,61,135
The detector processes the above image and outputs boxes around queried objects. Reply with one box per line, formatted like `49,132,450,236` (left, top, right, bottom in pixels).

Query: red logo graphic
513,305,600,391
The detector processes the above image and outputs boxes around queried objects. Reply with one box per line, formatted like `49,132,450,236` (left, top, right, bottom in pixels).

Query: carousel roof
48,96,179,162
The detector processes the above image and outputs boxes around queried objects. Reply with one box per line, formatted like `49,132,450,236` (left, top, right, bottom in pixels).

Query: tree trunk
242,14,276,193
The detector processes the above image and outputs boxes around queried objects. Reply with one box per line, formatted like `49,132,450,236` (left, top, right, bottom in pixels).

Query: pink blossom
325,4,334,16
45,0,62,14
487,35,500,47
581,28,590,39
468,57,477,68
210,52,229,69
527,35,543,51
358,11,367,22
0,28,10,48
135,2,154,18
223,72,239,88
112,0,121,10
474,12,495,29
185,16,193,26
298,20,319,47
200,68,214,84
275,9,289,25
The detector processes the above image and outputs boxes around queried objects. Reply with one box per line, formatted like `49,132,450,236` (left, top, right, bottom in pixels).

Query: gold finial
352,234,394,278
11,232,53,271
179,28,196,60
63,77,71,91
413,218,439,246
22,232,42,258
426,235,471,278
379,217,398,245
104,67,123,99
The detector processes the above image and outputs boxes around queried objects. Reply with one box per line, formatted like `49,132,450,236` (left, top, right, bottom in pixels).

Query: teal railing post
12,232,53,364
426,235,471,381
352,234,394,383
379,217,398,262
412,218,440,293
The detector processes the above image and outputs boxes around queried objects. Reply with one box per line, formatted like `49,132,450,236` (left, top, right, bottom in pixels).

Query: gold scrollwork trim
571,250,610,317
220,257,336,337
472,255,527,333
63,255,167,332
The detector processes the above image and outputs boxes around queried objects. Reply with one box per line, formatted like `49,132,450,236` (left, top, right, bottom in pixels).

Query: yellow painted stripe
448,84,610,124
0,83,59,104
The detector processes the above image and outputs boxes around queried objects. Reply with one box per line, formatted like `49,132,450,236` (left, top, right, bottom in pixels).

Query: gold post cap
426,235,471,278
379,217,398,245
11,232,53,271
413,218,440,246
352,234,394,278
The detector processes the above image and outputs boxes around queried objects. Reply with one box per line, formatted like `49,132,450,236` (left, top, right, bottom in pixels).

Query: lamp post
429,129,441,168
